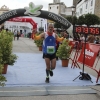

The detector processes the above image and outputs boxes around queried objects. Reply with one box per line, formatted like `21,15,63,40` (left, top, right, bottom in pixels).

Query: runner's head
48,23,54,33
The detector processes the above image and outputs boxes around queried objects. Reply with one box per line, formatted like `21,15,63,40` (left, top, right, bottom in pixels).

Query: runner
33,23,64,83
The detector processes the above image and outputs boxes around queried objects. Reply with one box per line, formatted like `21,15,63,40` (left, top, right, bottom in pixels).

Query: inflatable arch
8,17,37,29
0,2,73,37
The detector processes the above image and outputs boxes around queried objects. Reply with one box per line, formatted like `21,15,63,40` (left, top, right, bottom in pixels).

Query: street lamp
72,5,75,38
72,5,75,25
41,19,43,27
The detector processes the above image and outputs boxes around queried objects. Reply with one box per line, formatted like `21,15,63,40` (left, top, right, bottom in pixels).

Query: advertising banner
8,17,37,29
78,43,100,67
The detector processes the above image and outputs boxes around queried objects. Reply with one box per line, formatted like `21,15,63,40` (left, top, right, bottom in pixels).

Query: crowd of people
13,29,21,40
74,33,100,44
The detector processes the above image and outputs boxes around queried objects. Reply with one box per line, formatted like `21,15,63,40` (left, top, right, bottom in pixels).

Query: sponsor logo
84,49,94,57
24,2,43,16
48,13,69,27
0,10,17,21
10,17,23,22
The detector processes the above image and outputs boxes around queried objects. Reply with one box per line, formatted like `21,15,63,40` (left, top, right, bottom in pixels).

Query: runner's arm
56,34,64,42
33,33,44,40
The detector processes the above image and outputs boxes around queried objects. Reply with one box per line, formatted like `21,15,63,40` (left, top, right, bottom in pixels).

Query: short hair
48,23,54,28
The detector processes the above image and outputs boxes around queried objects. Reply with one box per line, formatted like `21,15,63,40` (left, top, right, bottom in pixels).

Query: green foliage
0,64,7,86
54,22,62,28
73,16,77,25
77,13,100,26
66,16,72,23
66,16,77,25
0,30,17,86
34,33,43,47
84,13,100,26
77,15,85,25
35,38,43,47
7,54,18,66
0,30,17,65
56,39,71,60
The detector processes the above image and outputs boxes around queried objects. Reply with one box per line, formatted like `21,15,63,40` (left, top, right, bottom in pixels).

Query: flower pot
61,59,69,67
39,46,42,51
2,64,8,74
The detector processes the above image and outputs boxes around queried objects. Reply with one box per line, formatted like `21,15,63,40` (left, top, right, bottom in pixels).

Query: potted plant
2,54,18,74
0,62,7,86
0,30,17,86
34,33,43,51
36,38,43,51
56,38,71,67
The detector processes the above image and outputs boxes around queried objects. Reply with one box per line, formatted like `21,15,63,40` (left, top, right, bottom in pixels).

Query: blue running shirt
43,32,56,54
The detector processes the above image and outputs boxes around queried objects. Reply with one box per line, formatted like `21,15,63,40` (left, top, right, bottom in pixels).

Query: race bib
47,46,55,54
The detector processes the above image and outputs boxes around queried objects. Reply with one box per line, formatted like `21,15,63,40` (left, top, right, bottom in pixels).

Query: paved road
0,37,100,100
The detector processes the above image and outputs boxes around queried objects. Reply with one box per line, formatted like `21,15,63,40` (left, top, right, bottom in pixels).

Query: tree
54,22,62,28
66,16,77,25
66,16,72,23
77,15,85,25
77,13,100,26
84,13,100,26
54,22,62,32
73,16,78,25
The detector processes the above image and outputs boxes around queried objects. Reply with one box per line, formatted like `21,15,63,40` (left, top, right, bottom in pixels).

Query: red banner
69,41,76,48
78,43,100,67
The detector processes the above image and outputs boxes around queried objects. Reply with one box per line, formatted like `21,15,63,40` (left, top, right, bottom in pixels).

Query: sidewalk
0,37,100,100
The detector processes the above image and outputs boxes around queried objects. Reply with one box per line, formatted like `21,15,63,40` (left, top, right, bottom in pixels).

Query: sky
0,0,73,10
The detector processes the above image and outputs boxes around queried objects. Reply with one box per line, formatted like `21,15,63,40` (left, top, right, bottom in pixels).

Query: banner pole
82,34,87,73
73,34,93,83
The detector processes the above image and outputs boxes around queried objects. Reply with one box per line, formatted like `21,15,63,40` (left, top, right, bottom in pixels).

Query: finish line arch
8,17,37,29
0,2,73,37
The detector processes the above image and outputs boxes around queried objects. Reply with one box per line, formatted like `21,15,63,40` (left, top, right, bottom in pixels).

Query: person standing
33,24,64,83
87,35,95,43
13,30,17,40
17,31,20,40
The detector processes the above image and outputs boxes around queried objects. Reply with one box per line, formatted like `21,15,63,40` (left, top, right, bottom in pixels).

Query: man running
33,24,64,83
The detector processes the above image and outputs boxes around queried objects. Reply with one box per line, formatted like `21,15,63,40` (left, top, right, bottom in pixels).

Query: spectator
17,31,20,40
87,35,95,43
13,30,17,40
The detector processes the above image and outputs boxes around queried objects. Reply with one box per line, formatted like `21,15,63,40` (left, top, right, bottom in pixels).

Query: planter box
2,64,8,74
61,59,69,67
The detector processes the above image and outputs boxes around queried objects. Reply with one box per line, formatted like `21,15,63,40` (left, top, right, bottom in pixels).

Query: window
91,0,93,6
57,6,58,9
50,7,51,9
80,8,82,14
86,3,87,9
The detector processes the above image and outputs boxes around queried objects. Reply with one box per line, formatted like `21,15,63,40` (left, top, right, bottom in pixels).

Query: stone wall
94,0,100,17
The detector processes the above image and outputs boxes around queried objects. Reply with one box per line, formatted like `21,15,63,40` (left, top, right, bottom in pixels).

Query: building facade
0,5,10,28
48,0,72,16
0,5,9,15
76,0,100,18
73,0,81,7
94,0,100,17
